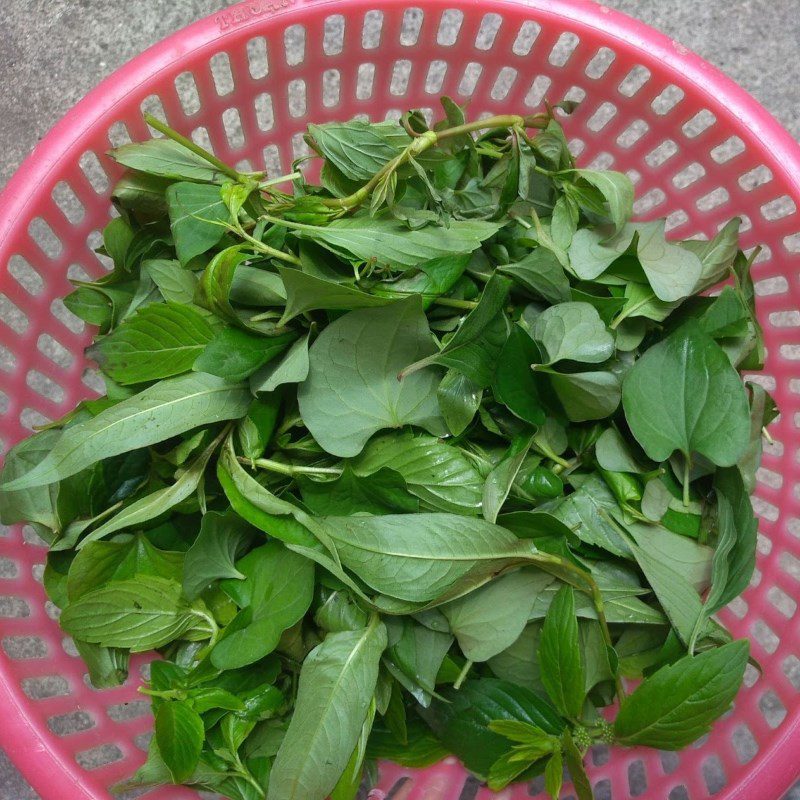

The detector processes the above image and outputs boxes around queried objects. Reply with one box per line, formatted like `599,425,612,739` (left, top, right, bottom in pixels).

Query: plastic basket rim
0,1,799,798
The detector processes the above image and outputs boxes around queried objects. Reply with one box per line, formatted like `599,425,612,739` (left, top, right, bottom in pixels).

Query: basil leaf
294,217,501,269
155,700,205,783
633,220,702,302
5,373,249,490
298,296,446,458
532,301,614,365
89,302,215,385
183,511,253,600
194,328,296,382
614,640,749,749
622,323,750,466
60,576,208,651
538,585,585,718
166,182,228,265
307,120,411,180
684,217,741,292
483,433,535,523
212,541,315,669
419,678,564,777
111,138,229,183
352,431,483,515
566,169,634,233
144,259,199,304
267,620,387,800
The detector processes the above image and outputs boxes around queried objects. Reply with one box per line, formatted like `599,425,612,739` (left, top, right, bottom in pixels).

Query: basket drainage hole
48,710,95,736
76,743,125,770
759,690,788,728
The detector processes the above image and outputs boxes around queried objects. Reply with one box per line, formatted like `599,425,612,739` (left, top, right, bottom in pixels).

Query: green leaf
614,640,750,749
622,323,750,466
78,428,223,547
617,281,678,324
0,430,61,530
267,620,387,800
538,585,585,718
4,373,250,490
739,383,778,493
549,370,621,422
294,217,501,269
183,511,252,600
384,618,453,706
562,730,593,800
545,749,563,799
278,267,391,324
63,286,113,330
366,717,448,768
194,328,296,382
144,259,199,304
684,217,741,292
212,541,315,669
111,138,229,183
67,535,184,601
532,302,614,365
633,220,703,302
373,254,472,307
307,120,411,181
595,428,651,473
155,701,205,784
318,512,553,605
487,750,538,791
488,625,543,692
89,303,215,385
567,169,634,233
419,678,564,777
74,640,130,689
499,248,571,305
230,264,287,307
441,569,543,662
251,334,310,394
483,433,536,523
352,431,483,515
493,326,546,426
401,275,512,387
60,576,207,651
437,370,483,435
705,468,757,614
299,465,418,516
298,296,446,458
112,172,170,216
166,182,228,265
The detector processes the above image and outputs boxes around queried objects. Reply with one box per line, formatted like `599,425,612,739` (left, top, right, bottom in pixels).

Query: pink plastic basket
1,1,799,798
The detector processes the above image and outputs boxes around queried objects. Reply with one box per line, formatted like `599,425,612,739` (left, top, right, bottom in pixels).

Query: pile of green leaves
0,98,776,800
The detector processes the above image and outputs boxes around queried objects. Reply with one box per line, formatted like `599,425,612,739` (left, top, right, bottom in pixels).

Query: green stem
192,608,220,647
235,226,302,265
453,659,474,690
431,296,480,311
610,293,655,330
143,114,243,183
259,171,302,189
682,455,692,508
244,456,343,478
762,426,775,445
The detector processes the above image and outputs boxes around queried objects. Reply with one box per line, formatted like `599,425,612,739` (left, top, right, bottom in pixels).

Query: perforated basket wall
1,1,799,798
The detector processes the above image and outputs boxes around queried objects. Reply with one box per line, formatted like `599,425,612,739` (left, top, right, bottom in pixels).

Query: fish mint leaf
298,296,446,457
111,138,232,183
622,323,750,467
531,301,614,365
614,640,749,749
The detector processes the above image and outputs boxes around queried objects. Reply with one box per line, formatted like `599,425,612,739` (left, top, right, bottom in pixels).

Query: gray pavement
1,0,799,798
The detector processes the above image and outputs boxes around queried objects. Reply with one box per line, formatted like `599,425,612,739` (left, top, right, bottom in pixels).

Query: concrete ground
1,0,799,798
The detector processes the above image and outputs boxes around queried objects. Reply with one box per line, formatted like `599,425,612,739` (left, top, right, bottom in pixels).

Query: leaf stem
453,659,474,690
431,296,480,311
234,225,302,266
259,171,302,189
242,455,343,478
682,455,692,508
143,114,243,183
610,292,655,330
762,425,775,445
